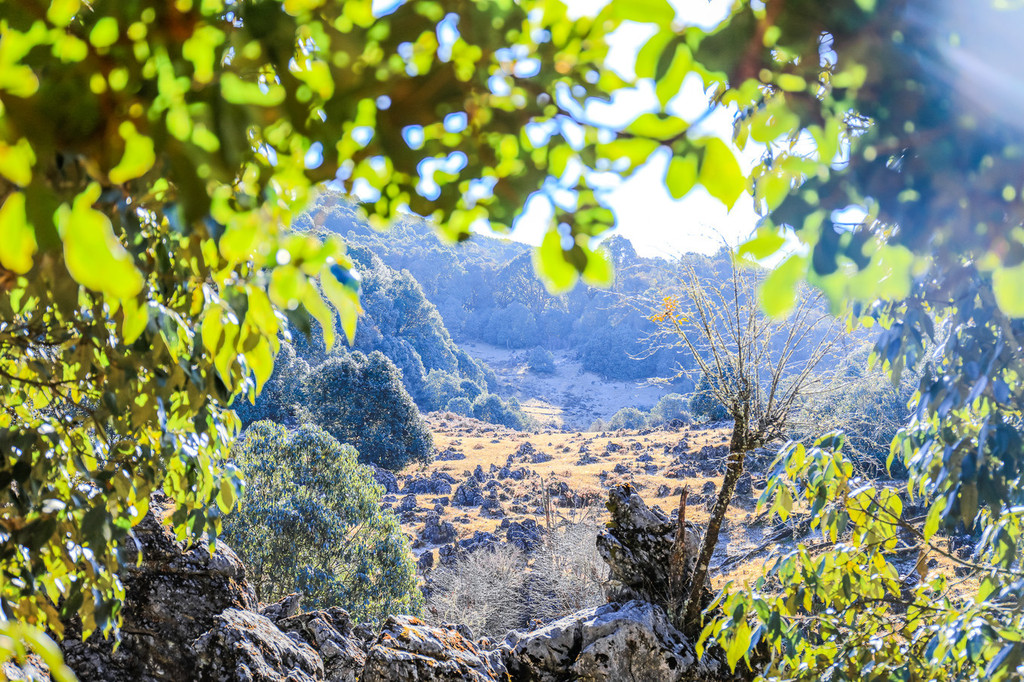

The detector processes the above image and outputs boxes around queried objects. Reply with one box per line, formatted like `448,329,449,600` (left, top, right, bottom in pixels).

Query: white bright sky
505,0,762,259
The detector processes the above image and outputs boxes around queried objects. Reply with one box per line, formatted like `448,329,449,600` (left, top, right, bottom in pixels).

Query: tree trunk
667,486,690,626
681,416,751,632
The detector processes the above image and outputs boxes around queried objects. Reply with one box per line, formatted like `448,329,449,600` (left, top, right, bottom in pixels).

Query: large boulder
503,600,730,682
421,514,458,545
61,495,258,681
452,478,485,507
276,608,369,682
193,609,324,682
360,615,506,682
596,485,706,611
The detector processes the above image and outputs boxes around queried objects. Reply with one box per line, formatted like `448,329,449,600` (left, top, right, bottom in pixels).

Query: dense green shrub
483,302,540,348
422,370,464,412
527,348,557,375
608,407,648,430
223,422,422,622
305,351,433,469
648,393,692,426
446,397,474,417
459,378,484,402
688,372,730,423
472,393,534,430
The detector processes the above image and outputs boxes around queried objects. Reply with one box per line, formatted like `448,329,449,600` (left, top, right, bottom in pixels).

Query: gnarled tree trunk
680,412,754,632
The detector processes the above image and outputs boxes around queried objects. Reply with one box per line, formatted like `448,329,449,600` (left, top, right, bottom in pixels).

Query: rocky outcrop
361,616,506,682
503,600,729,682
60,494,258,681
597,484,708,612
55,486,729,682
193,609,324,682
276,608,369,682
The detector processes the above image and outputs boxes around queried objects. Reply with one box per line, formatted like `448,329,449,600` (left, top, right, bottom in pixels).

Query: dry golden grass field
398,414,976,596
399,415,778,588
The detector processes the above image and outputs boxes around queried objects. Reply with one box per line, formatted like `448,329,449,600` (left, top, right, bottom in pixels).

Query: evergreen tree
305,351,432,470
224,422,421,622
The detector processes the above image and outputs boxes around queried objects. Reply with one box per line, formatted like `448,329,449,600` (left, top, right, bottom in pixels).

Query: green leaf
598,138,660,173
216,475,237,515
665,155,698,200
726,621,752,671
738,226,785,261
109,122,156,184
993,263,1024,317
0,138,36,186
698,138,746,210
56,183,144,299
533,229,578,294
321,263,362,345
0,191,37,273
923,497,946,542
961,482,978,530
655,42,692,106
760,255,806,317
606,0,675,24
89,17,119,49
582,246,614,288
627,113,688,141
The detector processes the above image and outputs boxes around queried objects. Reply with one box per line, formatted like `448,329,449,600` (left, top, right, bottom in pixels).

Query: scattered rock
504,519,543,552
481,496,505,519
369,466,400,494
497,466,528,481
404,472,456,495
361,616,506,682
452,478,485,507
421,514,458,545
436,447,466,461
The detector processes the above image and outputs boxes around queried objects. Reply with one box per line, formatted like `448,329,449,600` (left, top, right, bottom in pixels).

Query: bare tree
644,249,845,630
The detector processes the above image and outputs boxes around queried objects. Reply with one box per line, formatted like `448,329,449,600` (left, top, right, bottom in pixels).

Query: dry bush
529,522,608,622
425,522,607,639
426,543,529,638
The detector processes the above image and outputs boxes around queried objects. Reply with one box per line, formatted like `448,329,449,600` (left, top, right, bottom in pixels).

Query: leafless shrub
426,543,529,637
425,521,608,638
529,522,608,622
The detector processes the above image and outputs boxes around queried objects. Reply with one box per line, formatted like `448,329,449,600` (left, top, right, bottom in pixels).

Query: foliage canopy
222,421,420,621
5,0,1024,677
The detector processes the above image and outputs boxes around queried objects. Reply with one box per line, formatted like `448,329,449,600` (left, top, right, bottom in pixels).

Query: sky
504,0,763,259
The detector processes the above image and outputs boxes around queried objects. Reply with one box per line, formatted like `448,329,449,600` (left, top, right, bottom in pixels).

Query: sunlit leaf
0,192,37,274
698,138,746,210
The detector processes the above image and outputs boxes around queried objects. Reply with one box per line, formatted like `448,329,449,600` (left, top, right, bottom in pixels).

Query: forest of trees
306,197,691,382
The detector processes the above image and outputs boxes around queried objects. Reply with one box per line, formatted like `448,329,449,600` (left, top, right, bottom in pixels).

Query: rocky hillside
12,489,744,682
391,415,777,587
